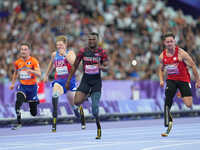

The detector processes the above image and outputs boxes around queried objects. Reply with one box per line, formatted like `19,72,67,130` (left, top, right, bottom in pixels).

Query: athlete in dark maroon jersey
159,32,200,137
66,32,109,139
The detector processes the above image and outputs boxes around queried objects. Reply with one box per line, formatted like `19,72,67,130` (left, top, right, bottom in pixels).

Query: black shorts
165,79,192,98
77,74,102,94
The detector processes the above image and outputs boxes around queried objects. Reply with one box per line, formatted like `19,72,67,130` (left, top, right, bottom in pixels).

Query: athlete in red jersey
159,32,200,137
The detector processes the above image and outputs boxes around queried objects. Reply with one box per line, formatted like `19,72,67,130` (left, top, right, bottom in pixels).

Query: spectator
0,0,199,81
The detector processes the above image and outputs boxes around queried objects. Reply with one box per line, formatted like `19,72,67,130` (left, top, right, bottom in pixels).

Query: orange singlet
15,56,40,85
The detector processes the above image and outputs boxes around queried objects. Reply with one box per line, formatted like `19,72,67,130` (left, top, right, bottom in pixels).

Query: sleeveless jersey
163,46,190,82
15,56,40,85
53,50,72,79
76,47,108,77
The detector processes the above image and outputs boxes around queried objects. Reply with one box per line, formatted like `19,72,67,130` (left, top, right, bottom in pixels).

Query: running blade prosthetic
161,121,173,137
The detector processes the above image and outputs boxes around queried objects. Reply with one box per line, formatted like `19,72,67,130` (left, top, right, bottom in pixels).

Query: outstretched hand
160,80,164,88
195,81,200,88
9,84,15,90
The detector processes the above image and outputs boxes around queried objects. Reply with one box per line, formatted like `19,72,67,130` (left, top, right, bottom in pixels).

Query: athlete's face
88,35,98,49
56,41,66,51
20,45,30,58
164,36,176,50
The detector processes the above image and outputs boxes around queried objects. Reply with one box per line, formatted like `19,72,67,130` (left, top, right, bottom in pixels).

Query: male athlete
44,35,82,132
10,42,41,130
159,32,200,136
66,32,109,139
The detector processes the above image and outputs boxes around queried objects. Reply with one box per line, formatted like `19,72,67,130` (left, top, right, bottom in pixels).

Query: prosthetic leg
52,96,58,132
91,92,101,139
12,92,25,130
71,104,85,129
161,100,173,137
67,91,81,120
95,116,101,139
73,106,81,119
29,101,38,116
80,105,86,129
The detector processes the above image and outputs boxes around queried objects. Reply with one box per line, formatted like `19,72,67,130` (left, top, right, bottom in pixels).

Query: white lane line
1,131,200,150
1,122,200,138
0,140,153,150
2,130,200,150
2,123,200,139
1,123,200,150
1,125,200,143
141,140,200,150
58,140,156,150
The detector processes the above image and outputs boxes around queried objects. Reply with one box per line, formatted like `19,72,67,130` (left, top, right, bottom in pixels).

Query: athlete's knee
15,92,26,111
91,92,101,117
74,98,84,106
74,92,86,105
185,102,192,108
29,102,37,116
16,92,26,102
31,111,37,116
183,97,193,108
52,90,60,98
53,83,63,95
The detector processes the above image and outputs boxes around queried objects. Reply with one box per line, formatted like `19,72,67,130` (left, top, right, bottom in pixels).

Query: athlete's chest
83,51,101,63
163,49,183,65
163,54,182,75
163,56,179,65
54,57,67,67
17,60,33,69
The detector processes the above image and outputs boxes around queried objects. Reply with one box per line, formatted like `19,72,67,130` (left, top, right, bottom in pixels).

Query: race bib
19,71,31,80
165,64,179,75
85,65,99,74
56,66,68,75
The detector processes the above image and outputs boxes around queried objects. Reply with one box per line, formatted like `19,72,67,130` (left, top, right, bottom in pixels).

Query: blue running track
0,117,200,150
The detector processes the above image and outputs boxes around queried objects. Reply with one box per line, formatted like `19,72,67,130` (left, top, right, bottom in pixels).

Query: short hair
89,32,99,38
20,42,32,49
162,32,175,40
56,35,67,43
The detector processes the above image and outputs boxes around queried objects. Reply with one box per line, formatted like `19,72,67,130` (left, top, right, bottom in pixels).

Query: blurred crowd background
0,0,200,83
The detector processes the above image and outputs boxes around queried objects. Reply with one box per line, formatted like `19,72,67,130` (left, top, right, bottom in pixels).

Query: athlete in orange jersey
10,42,41,130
